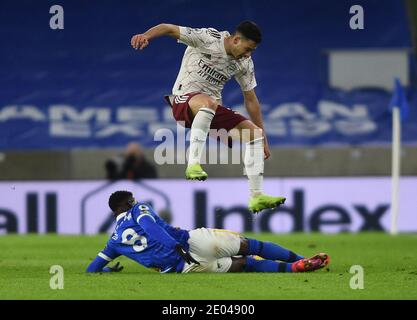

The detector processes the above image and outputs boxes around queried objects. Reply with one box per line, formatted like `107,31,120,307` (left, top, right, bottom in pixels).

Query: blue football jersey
101,202,190,273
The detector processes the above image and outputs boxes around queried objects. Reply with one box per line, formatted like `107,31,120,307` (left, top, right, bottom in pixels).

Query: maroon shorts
166,92,248,131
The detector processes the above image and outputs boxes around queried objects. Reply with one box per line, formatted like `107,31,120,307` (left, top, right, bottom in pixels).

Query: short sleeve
131,203,157,225
178,26,221,48
235,58,257,92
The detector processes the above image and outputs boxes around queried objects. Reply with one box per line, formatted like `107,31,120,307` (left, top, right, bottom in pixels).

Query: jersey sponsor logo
197,59,228,85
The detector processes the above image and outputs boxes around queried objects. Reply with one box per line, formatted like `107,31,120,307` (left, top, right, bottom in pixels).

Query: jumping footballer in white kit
130,21,285,213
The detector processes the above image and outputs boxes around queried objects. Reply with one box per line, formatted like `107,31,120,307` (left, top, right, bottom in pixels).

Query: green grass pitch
1,233,416,300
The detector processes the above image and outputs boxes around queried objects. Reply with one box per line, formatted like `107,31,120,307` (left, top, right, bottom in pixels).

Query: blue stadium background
0,0,416,149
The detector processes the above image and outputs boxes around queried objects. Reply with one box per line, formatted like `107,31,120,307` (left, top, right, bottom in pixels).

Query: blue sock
247,238,304,262
243,256,293,273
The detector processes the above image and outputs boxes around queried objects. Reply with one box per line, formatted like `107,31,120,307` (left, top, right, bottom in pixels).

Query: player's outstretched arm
86,250,123,273
131,23,180,50
86,255,124,273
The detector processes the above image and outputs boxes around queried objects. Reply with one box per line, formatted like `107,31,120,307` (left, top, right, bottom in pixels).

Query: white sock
188,107,215,166
244,137,264,198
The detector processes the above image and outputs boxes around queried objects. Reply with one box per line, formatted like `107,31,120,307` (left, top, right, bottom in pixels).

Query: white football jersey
172,26,257,101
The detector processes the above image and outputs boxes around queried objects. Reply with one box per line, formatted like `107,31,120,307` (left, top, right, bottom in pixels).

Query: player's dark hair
236,21,262,44
108,190,133,213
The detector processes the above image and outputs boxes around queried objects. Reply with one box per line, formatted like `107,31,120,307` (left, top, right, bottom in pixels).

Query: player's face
232,36,257,59
116,196,136,213
127,196,137,208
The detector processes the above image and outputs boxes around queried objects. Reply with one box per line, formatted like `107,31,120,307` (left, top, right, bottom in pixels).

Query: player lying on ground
86,191,330,274
130,21,285,213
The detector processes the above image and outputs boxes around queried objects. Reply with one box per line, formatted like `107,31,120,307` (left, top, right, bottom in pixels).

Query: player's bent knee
227,257,246,273
235,121,264,142
238,238,249,256
244,129,263,143
205,99,218,111
252,127,263,141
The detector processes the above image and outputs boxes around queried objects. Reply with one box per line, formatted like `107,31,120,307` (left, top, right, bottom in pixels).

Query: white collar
116,212,127,222
222,31,230,58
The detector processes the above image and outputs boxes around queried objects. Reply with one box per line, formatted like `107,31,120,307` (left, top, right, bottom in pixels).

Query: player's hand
103,262,124,272
175,244,200,265
131,34,149,50
264,139,271,160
